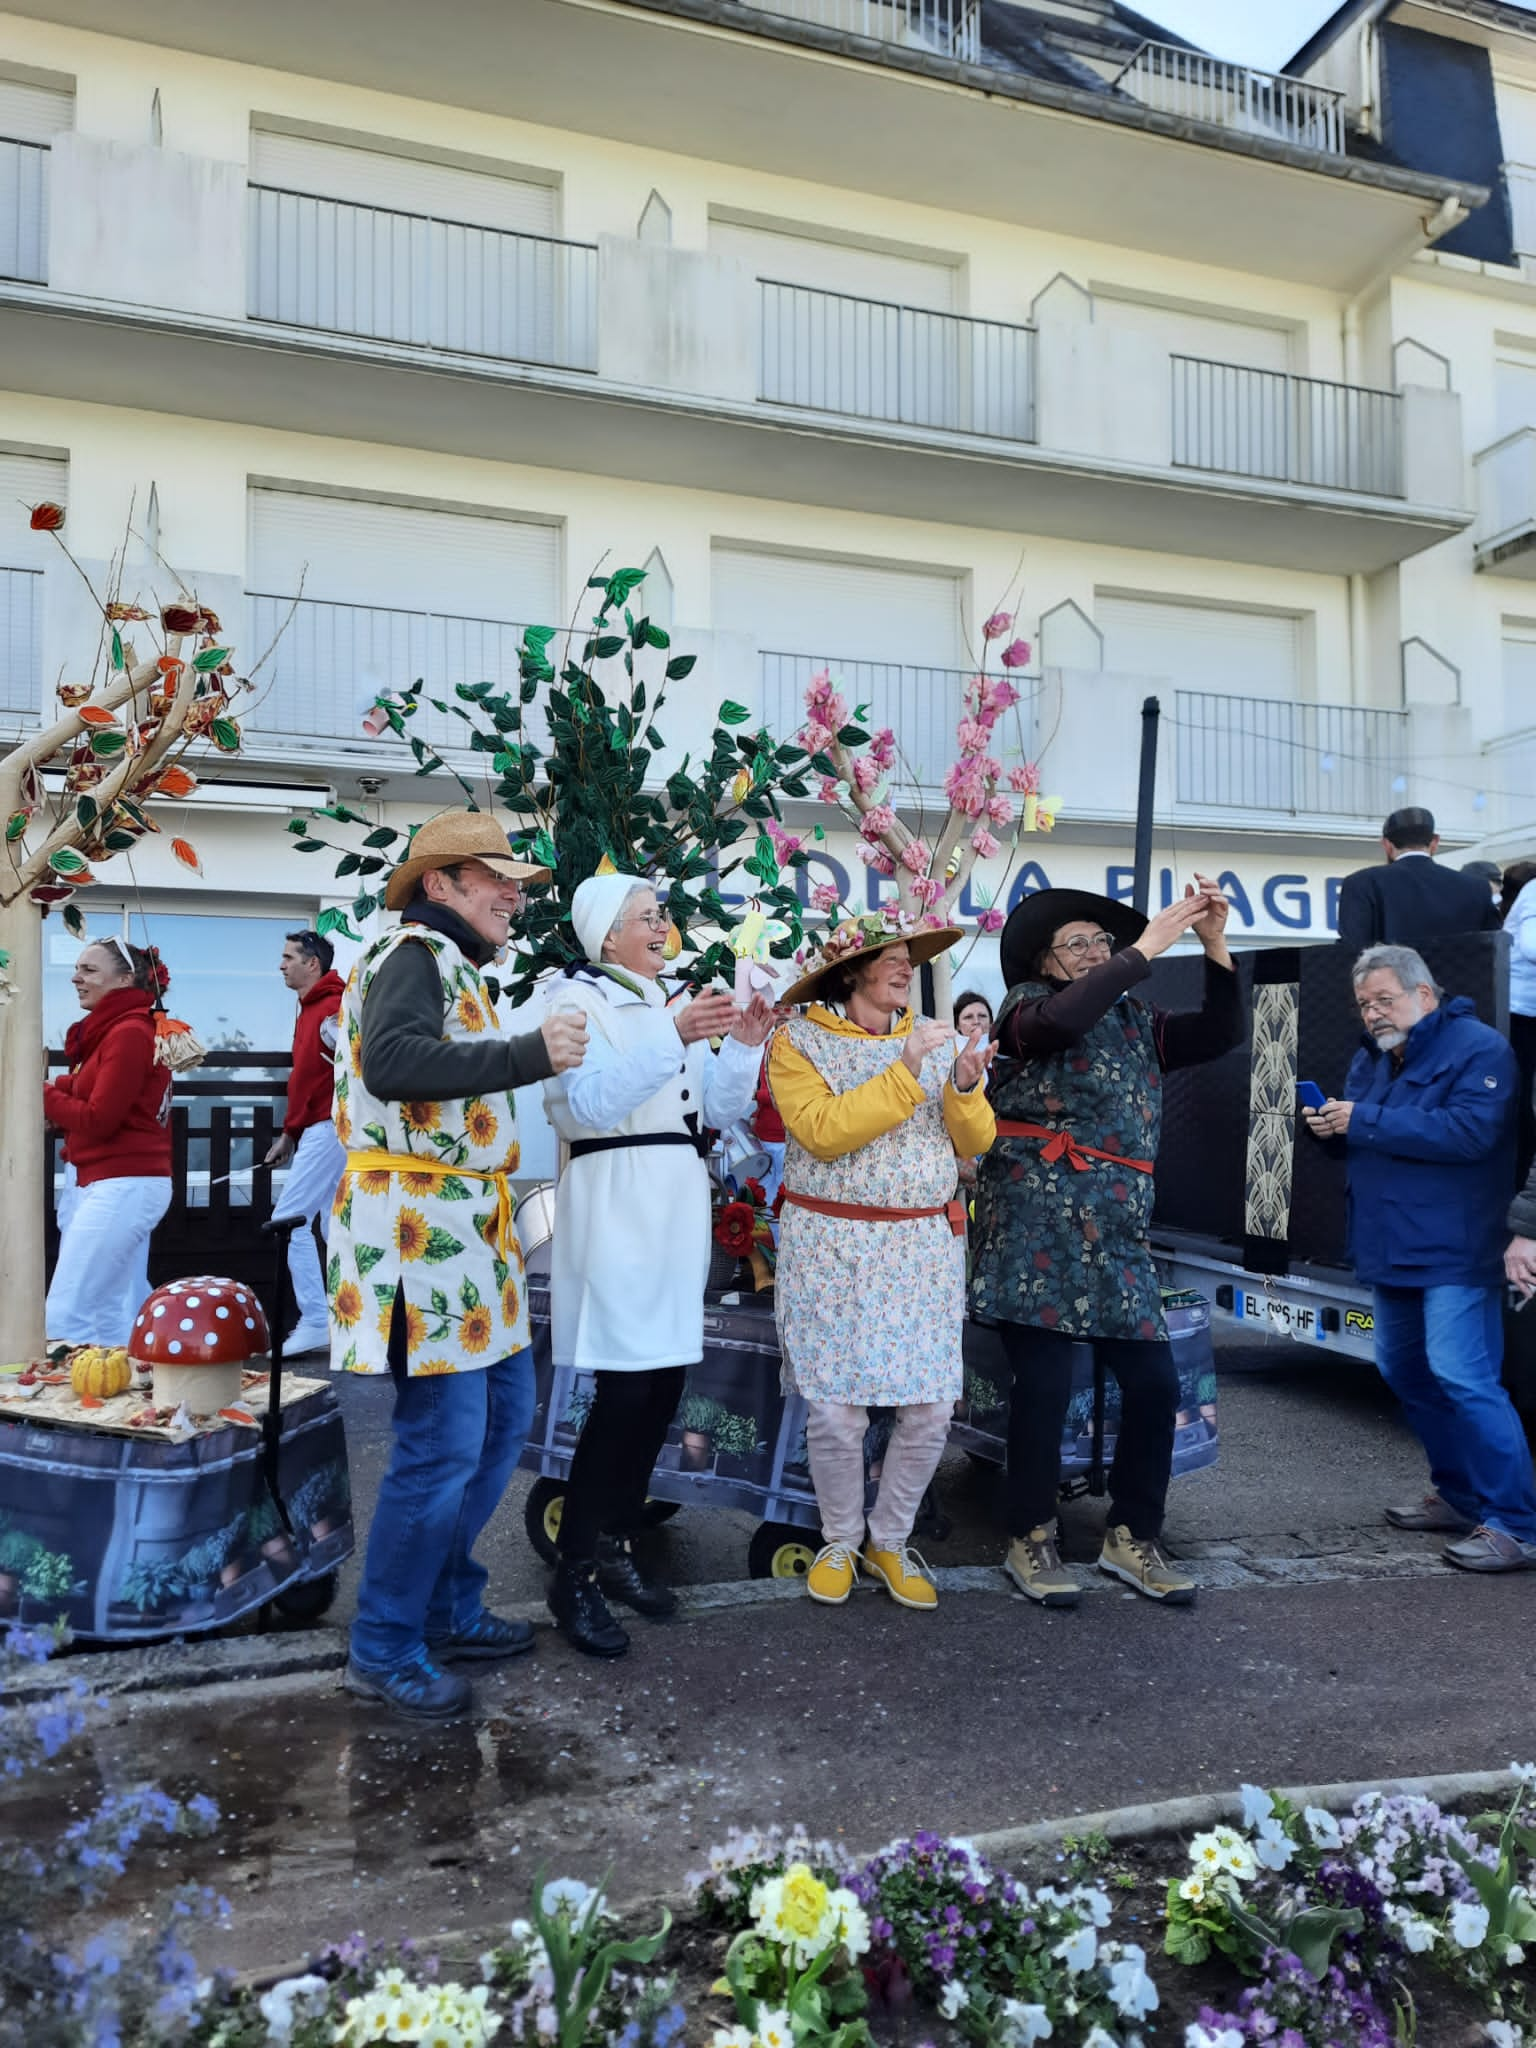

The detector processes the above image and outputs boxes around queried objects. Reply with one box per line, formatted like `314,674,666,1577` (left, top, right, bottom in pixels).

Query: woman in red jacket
45,938,173,1347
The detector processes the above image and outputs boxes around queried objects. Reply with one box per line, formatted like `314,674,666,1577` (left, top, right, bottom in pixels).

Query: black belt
568,1131,709,1161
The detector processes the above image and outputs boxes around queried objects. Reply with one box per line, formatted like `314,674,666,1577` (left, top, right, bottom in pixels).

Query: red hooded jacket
284,969,345,1138
45,986,172,1185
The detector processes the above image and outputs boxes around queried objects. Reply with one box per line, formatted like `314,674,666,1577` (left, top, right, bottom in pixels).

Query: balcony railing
0,136,48,284
1483,727,1536,833
1113,42,1344,153
758,280,1034,441
1171,357,1402,497
1474,429,1536,560
244,592,532,753
1,565,42,716
761,649,1027,791
1175,689,1409,819
1506,163,1536,258
736,0,980,63
247,186,599,371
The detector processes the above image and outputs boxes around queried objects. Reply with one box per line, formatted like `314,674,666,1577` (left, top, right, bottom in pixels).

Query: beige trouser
805,1400,953,1550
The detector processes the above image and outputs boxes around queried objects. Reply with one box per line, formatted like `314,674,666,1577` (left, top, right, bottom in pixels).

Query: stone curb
2,1544,1459,1706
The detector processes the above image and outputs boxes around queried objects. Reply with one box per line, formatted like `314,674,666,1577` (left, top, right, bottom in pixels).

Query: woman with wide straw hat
969,880,1243,1614
539,870,775,1658
768,910,996,1611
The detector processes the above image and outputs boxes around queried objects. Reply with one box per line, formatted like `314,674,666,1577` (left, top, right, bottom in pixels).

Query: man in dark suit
1335,807,1502,950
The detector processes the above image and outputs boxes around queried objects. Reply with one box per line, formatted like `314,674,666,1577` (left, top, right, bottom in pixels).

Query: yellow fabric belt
344,1149,516,1263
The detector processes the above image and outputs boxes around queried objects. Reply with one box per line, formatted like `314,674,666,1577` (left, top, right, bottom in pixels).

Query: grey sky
1148,0,1536,69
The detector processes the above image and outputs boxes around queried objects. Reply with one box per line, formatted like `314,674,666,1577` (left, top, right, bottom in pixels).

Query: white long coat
540,965,760,1371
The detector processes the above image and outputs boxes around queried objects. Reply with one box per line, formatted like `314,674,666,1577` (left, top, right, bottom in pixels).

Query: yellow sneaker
862,1542,938,1610
1097,1524,1196,1605
806,1542,860,1605
1003,1522,1081,1608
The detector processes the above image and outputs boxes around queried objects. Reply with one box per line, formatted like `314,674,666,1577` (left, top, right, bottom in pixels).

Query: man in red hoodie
265,930,346,1355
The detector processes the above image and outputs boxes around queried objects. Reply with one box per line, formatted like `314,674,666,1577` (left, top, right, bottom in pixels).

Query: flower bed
6,1632,1536,2046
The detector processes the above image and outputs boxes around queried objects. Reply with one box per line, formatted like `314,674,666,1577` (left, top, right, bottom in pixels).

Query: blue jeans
1373,1285,1536,1544
350,1349,536,1669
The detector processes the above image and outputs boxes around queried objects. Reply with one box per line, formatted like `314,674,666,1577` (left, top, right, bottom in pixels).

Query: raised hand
729,994,776,1047
674,990,740,1045
540,1009,589,1074
901,1017,953,1078
1186,872,1233,961
1134,893,1211,962
953,1027,996,1092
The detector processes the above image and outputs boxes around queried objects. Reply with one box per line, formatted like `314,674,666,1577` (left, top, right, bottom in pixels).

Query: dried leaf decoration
77,705,119,729
170,837,201,874
28,502,64,532
155,765,197,798
56,682,91,707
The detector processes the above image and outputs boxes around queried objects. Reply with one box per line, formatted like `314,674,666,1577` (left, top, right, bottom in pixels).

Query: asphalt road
325,1331,1429,1628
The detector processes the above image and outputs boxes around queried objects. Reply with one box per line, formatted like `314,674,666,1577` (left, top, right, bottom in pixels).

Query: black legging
557,1365,689,1565
998,1322,1179,1542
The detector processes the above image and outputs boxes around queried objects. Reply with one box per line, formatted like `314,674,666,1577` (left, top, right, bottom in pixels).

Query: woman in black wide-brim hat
969,876,1245,1612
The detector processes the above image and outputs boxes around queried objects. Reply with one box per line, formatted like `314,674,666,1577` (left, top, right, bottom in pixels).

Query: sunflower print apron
327,925,529,1377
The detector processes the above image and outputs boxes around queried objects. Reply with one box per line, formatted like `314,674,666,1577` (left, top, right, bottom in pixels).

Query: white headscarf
571,871,650,964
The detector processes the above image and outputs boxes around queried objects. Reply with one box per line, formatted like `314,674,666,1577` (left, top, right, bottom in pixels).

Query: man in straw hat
970,879,1241,1612
768,909,996,1611
329,806,588,1720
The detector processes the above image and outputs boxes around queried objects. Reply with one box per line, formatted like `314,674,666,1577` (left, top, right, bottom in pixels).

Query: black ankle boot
597,1536,678,1619
548,1559,629,1658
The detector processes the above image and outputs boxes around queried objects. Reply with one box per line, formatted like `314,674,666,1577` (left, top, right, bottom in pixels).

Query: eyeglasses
632,910,669,932
1053,932,1117,960
1357,993,1409,1018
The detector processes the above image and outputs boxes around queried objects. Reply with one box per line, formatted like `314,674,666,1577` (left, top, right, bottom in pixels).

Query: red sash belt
994,1119,1154,1176
783,1189,968,1239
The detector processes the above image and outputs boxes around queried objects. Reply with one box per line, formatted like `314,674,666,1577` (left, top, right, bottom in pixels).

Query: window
0,448,67,717
45,909,304,1051
0,75,71,285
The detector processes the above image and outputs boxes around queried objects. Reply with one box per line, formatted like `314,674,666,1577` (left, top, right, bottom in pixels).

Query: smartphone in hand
1297,1080,1327,1112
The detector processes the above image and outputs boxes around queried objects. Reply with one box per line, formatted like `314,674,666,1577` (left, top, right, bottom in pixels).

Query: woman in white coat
541,872,774,1656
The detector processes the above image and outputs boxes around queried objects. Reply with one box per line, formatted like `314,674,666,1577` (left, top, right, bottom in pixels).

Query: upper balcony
2,0,1485,293
0,136,1470,575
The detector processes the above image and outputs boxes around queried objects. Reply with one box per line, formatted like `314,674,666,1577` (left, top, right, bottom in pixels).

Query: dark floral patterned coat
969,953,1243,1341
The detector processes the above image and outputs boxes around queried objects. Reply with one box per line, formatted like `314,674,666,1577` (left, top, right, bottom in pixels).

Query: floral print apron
969,979,1166,1342
327,925,529,1377
774,1015,965,1406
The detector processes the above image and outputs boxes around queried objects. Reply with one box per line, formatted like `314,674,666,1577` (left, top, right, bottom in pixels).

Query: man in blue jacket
1305,943,1536,1572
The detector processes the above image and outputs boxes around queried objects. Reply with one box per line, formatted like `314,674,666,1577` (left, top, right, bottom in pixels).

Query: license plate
1242,1291,1316,1338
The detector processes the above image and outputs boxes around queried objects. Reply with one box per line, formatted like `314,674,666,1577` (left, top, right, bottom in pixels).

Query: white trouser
272,1118,347,1330
46,1172,172,1347
806,1399,953,1551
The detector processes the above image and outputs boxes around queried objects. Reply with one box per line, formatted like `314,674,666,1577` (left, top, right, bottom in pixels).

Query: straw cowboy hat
384,806,551,911
999,888,1147,988
781,910,963,1008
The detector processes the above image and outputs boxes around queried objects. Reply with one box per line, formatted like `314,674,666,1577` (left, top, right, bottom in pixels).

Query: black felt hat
999,889,1148,988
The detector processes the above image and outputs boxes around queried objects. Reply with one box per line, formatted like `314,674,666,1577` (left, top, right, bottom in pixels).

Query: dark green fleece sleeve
359,938,555,1103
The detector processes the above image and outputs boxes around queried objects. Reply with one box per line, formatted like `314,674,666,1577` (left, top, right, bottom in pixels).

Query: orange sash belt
994,1120,1154,1176
783,1189,968,1239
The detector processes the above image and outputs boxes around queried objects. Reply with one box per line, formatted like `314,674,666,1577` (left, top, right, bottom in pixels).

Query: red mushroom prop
130,1276,269,1415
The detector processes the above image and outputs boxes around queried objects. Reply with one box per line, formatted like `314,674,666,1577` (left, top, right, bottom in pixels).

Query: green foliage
710,1408,760,1458
293,564,812,1005
529,1873,671,2048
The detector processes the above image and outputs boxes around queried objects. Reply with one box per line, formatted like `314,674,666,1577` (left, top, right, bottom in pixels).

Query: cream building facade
0,0,1523,1167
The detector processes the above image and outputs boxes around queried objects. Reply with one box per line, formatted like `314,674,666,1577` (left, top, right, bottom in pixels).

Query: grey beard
1372,1027,1408,1050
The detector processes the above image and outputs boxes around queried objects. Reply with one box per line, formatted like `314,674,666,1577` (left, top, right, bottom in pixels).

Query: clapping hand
953,1026,996,1092
728,994,777,1047
675,990,739,1045
901,1017,953,1078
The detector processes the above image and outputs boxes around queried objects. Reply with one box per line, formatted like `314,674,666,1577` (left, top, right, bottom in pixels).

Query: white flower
1082,2029,1121,2048
1506,1941,1526,1966
1185,2028,1244,2048
1252,1817,1293,1872
541,1877,600,1919
1303,1807,1342,1850
1486,2023,1524,2048
1177,1875,1208,1905
938,1981,970,2018
1387,1907,1436,1954
1107,1945,1159,2021
1239,1784,1275,1827
1072,1883,1113,1928
710,2028,755,2048
756,2009,793,2048
257,1973,330,2043
1219,1838,1257,1882
1001,1999,1053,2045
1450,1898,1491,1949
1188,1832,1226,1875
1053,1925,1098,1974
1512,1763,1536,1786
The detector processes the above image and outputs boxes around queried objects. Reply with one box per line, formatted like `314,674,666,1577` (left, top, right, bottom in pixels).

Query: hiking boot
862,1542,938,1611
806,1541,860,1605
426,1611,536,1662
1442,1525,1536,1574
548,1560,629,1657
1385,1493,1475,1534
1098,1525,1196,1605
343,1650,472,1721
1003,1522,1081,1608
597,1536,677,1618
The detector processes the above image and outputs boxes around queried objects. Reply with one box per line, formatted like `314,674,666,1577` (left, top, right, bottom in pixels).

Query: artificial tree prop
290,564,814,1000
0,503,251,1365
787,604,1061,1011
